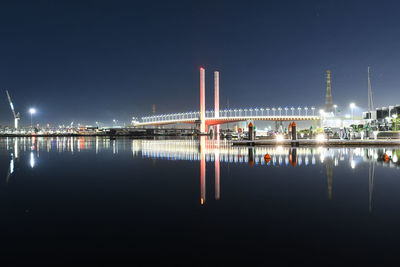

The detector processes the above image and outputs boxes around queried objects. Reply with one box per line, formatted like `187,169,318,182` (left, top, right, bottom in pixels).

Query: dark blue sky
0,0,399,126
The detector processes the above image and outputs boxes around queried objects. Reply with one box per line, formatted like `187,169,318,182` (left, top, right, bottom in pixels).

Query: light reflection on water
2,136,400,211
2,136,399,168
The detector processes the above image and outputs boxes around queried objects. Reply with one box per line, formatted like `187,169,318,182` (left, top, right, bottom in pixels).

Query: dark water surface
1,137,400,265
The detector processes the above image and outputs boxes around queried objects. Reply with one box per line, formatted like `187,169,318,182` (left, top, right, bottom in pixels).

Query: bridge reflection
135,138,400,210
137,139,398,168
2,137,399,211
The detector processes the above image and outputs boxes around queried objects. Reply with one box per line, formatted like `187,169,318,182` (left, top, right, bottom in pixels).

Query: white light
10,158,14,174
276,134,284,142
351,159,356,169
316,134,326,142
30,152,35,168
345,114,351,118
350,103,356,109
29,108,36,114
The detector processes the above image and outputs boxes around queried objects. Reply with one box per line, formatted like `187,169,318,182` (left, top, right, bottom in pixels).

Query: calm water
1,136,400,265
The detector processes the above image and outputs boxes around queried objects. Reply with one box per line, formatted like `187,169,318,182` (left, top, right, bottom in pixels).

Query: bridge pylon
214,71,220,135
200,68,206,133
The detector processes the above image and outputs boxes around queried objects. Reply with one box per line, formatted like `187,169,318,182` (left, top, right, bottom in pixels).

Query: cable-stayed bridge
135,107,319,127
134,68,319,130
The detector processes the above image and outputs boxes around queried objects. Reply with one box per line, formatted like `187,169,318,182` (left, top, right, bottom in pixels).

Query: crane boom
6,90,17,118
5,90,20,129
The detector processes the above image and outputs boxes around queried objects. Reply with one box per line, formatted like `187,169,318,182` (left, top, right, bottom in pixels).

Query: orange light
264,153,271,163
383,153,389,162
289,154,297,167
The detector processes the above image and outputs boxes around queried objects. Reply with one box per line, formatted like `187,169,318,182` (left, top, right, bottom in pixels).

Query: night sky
0,0,399,126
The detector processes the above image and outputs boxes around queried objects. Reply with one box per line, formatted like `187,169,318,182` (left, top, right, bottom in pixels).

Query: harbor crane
6,90,20,129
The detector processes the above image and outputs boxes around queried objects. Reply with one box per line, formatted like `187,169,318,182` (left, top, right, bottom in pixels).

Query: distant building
363,104,400,125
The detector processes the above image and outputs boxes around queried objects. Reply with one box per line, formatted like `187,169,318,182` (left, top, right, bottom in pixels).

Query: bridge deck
135,115,320,127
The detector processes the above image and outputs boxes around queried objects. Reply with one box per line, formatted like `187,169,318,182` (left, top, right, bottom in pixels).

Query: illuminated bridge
134,108,319,128
133,68,319,131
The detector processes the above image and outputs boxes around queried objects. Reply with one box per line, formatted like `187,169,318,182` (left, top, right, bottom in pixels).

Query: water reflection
214,136,220,200
2,137,400,168
200,136,206,205
369,160,376,213
2,137,400,210
326,157,333,200
137,140,399,169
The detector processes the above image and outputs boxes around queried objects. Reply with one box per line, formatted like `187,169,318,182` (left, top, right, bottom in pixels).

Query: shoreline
0,133,197,138
233,139,400,147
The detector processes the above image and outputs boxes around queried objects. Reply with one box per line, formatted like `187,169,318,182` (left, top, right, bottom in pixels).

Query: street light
29,108,36,128
333,104,338,116
350,103,356,120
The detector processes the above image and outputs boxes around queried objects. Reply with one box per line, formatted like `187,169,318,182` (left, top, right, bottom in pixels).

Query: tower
214,71,220,135
367,66,374,114
200,68,206,133
325,70,333,112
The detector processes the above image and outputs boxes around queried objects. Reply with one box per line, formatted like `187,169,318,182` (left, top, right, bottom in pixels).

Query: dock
232,139,400,147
